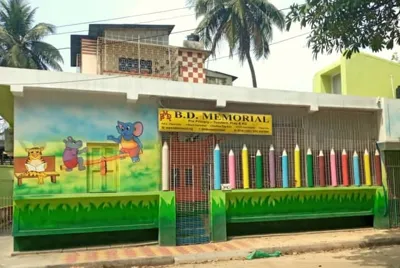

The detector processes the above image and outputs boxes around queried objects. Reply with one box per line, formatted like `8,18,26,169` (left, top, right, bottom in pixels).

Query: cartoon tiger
23,147,47,184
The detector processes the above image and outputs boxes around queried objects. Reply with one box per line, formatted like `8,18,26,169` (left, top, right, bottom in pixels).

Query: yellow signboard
158,109,272,135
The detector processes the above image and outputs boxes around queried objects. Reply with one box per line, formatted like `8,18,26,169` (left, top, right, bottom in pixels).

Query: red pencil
342,149,349,186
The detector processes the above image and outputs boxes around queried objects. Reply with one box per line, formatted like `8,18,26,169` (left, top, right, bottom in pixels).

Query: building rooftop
205,69,238,82
87,24,175,37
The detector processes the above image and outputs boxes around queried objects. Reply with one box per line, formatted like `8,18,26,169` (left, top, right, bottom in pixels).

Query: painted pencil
375,149,382,186
294,145,301,187
364,149,372,186
353,151,361,186
242,144,249,189
228,150,236,189
162,142,169,191
342,149,349,186
282,149,289,188
318,150,326,187
213,144,221,190
269,145,276,188
306,148,314,187
256,150,263,189
330,148,338,187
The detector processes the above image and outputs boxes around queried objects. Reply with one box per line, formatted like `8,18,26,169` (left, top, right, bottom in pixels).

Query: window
118,58,152,74
185,168,193,186
331,73,342,94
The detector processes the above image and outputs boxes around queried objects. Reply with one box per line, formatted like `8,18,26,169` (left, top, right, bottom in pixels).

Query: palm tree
0,0,63,70
188,0,284,88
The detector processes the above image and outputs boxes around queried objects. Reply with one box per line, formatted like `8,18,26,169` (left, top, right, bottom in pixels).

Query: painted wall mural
13,91,160,196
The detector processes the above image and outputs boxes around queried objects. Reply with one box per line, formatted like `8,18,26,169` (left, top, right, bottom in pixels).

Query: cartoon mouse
107,121,144,162
62,136,87,171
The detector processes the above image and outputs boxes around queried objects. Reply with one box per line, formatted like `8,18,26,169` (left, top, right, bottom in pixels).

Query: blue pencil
214,144,221,190
353,151,361,186
282,149,289,188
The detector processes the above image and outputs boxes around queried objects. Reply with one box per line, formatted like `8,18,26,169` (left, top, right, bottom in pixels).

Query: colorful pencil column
228,150,236,189
341,149,350,187
282,149,289,188
364,149,372,186
330,148,338,187
353,151,361,186
306,148,314,187
162,142,169,191
213,144,221,190
294,145,301,187
269,145,276,188
375,149,382,186
256,150,263,189
318,150,326,187
242,144,250,189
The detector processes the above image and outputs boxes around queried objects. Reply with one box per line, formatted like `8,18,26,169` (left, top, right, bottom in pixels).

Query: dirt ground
154,245,400,268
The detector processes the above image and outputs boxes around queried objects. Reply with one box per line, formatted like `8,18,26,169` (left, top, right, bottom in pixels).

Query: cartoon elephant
62,136,87,171
107,121,144,162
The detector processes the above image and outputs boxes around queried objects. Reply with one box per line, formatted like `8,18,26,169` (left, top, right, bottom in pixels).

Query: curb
10,236,400,268
176,236,400,265
45,256,174,268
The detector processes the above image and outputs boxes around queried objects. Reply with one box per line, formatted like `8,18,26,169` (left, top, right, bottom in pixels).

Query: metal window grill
384,151,400,228
97,37,179,80
160,98,380,244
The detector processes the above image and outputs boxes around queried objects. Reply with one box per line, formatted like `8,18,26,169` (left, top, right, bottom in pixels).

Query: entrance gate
162,133,214,245
385,151,400,228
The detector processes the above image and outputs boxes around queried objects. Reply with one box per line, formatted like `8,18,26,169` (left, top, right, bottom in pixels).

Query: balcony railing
97,37,180,81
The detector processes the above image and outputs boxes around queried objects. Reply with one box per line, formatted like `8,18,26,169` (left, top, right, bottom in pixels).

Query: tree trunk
246,51,257,88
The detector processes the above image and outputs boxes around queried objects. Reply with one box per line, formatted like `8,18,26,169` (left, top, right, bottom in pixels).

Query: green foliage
16,198,159,231
188,0,285,87
286,0,400,59
0,0,63,70
226,190,376,218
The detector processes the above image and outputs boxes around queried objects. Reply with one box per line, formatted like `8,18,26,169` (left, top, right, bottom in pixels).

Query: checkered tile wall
178,50,205,83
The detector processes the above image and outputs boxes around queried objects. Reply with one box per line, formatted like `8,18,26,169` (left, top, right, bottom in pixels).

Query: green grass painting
15,196,159,233
225,189,376,220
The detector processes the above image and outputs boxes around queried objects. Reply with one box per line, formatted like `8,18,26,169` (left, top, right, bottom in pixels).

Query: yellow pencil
364,149,372,186
295,144,301,187
242,144,249,189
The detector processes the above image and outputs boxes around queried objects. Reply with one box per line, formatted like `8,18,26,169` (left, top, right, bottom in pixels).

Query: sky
29,0,399,92
14,92,158,148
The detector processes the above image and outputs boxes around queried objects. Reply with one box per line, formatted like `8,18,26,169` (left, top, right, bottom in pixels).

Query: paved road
159,245,400,268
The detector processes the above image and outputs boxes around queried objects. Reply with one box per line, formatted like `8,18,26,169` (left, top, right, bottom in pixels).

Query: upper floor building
313,52,400,98
70,24,236,85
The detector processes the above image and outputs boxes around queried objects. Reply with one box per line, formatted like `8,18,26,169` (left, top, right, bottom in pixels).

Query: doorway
162,133,214,245
385,151,400,228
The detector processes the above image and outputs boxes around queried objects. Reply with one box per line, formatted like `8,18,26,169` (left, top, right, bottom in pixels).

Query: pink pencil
228,150,236,189
330,148,338,186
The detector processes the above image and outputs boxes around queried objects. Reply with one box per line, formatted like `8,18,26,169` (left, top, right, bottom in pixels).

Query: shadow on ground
333,228,400,267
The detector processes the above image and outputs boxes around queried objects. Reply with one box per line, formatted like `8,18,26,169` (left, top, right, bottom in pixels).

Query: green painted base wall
210,187,388,242
159,191,176,246
210,190,226,242
13,192,177,251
